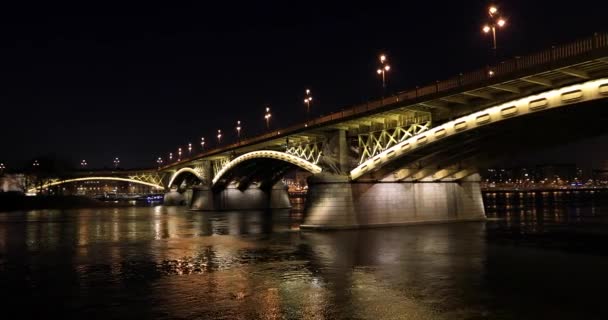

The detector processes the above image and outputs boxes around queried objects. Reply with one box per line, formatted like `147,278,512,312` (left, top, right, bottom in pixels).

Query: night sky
1,0,607,170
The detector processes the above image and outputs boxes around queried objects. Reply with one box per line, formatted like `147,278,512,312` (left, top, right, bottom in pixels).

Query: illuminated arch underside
167,167,204,188
27,177,164,193
212,150,322,186
351,78,608,180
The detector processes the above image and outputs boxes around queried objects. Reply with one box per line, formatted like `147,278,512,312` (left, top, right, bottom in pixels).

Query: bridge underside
362,98,608,182
185,158,306,211
213,158,300,191
303,98,608,229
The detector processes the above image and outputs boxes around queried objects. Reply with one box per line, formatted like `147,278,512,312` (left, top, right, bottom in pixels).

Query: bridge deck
163,33,608,170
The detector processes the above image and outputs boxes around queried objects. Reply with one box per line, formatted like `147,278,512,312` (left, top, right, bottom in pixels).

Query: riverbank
0,192,129,212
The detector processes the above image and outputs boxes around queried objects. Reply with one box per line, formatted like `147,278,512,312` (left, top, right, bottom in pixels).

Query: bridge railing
164,33,608,169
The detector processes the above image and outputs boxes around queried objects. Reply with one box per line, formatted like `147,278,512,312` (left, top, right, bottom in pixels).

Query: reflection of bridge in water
36,33,608,229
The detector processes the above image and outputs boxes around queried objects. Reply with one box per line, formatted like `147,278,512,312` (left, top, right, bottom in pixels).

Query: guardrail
163,33,608,169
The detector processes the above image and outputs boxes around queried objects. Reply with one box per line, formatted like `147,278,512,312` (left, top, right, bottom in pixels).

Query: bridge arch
212,150,322,188
27,177,165,194
351,78,608,180
167,167,204,190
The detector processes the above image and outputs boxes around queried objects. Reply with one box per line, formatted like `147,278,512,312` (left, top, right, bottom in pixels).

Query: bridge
42,33,608,229
26,169,166,194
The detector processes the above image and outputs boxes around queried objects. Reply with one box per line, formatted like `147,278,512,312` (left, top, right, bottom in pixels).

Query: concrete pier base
301,174,486,229
190,181,291,211
164,190,186,206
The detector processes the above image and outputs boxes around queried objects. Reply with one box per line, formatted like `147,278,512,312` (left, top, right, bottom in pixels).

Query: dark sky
1,0,607,170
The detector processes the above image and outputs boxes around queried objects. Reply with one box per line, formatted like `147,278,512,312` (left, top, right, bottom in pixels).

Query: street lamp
264,106,272,129
157,157,163,168
377,54,391,94
217,129,222,144
188,142,192,155
236,121,242,140
113,157,120,168
482,4,507,53
80,159,88,168
0,163,5,174
304,89,313,118
33,160,40,168
201,137,205,150
178,148,182,161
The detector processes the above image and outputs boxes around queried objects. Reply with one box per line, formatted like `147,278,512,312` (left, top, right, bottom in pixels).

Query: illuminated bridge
56,33,608,229
27,169,166,194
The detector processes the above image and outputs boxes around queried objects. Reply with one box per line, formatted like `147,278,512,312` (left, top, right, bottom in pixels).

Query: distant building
535,164,577,183
0,174,26,193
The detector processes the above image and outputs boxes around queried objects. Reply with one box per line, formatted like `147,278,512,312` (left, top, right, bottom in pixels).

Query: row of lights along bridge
159,4,507,167
0,5,506,172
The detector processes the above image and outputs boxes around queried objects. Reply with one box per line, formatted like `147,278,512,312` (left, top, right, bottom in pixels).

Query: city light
236,121,242,140
482,4,508,52
80,159,88,168
377,54,390,93
178,147,182,161
0,163,5,173
217,129,222,144
188,142,192,155
169,152,173,161
113,157,120,168
264,106,272,129
201,137,205,149
157,157,163,168
33,160,39,167
304,89,313,117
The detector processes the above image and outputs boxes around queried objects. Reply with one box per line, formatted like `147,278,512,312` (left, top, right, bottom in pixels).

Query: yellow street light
377,54,391,93
264,106,272,129
482,4,507,52
304,89,313,117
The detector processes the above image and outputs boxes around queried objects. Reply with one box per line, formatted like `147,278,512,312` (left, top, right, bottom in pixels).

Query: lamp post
236,121,242,141
169,152,173,162
113,157,120,169
304,89,313,118
157,157,163,169
217,129,222,144
201,137,205,150
188,142,192,155
178,148,182,161
80,159,88,168
0,163,5,175
377,54,391,96
482,4,507,55
264,106,272,129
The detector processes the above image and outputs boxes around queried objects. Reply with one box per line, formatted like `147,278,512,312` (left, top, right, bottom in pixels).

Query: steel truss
357,119,432,164
128,172,164,187
286,142,323,165
212,158,230,177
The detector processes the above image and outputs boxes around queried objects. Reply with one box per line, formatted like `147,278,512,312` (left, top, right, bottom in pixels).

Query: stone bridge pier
190,181,291,211
301,173,485,229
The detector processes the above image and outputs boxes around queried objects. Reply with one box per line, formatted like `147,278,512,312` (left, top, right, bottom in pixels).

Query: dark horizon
1,0,608,170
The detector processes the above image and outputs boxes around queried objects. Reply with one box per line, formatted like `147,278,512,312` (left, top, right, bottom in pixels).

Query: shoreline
0,192,134,212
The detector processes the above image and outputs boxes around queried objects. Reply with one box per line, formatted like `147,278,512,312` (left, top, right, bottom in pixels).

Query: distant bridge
26,169,165,194
40,33,608,229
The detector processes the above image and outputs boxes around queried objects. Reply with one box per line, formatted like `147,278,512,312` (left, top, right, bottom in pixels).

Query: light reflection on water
0,192,608,319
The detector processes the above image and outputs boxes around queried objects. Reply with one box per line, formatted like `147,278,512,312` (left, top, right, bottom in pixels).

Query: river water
1,191,608,319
